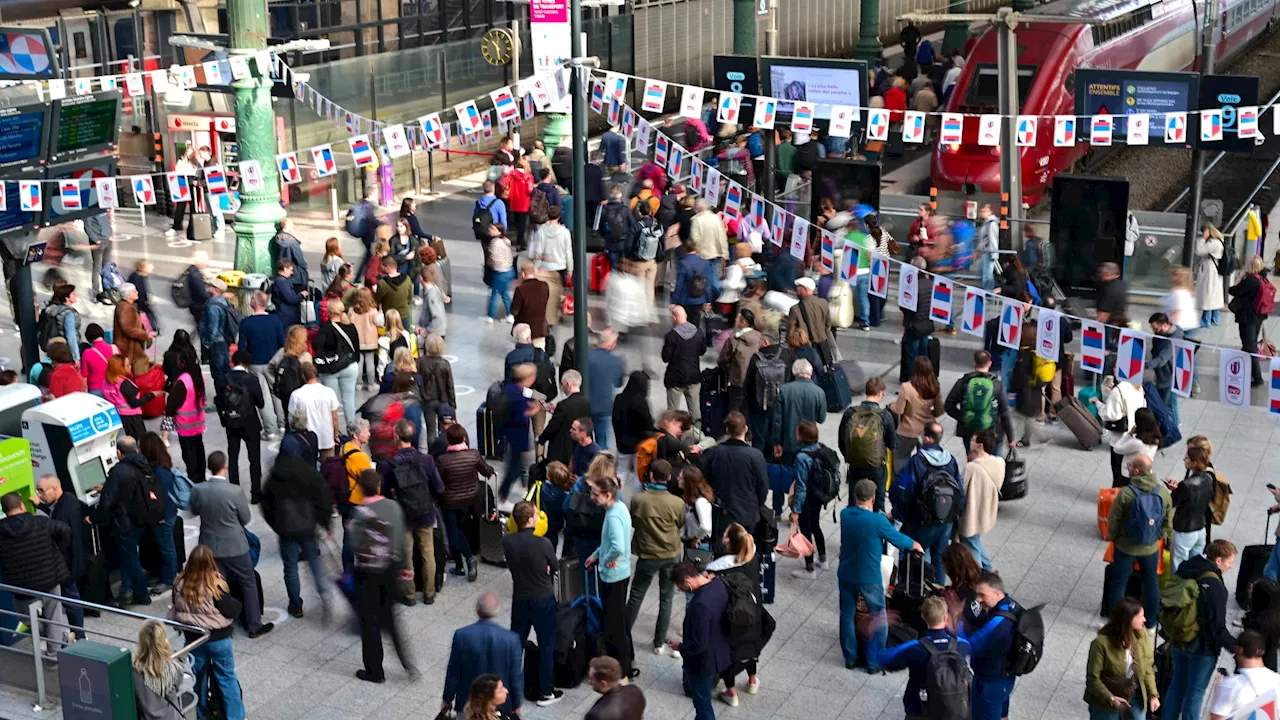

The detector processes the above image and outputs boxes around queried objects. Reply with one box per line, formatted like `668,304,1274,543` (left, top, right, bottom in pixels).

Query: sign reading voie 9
713,55,759,116
1198,74,1259,153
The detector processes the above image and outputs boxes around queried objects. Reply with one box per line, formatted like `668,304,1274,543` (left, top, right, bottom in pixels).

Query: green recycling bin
59,641,137,720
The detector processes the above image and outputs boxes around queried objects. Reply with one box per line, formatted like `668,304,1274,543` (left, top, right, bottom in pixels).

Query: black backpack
602,203,631,244
37,304,71,350
274,356,304,404
688,266,708,300
133,469,167,526
919,464,963,524
390,456,435,519
485,381,512,427
222,304,242,342
531,349,557,400
748,348,786,412
529,187,551,225
472,198,497,240
994,603,1045,676
801,444,842,506
171,267,195,309
922,637,973,720
719,573,761,636
219,379,253,428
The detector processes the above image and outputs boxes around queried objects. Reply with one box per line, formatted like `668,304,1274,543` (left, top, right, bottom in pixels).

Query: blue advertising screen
1075,69,1198,144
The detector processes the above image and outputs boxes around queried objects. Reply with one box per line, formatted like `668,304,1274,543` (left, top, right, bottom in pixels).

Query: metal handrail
0,582,209,711
1163,86,1280,214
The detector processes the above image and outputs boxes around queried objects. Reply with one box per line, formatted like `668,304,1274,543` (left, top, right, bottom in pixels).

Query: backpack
322,443,359,506
350,504,394,572
1254,275,1276,316
1216,246,1240,277
961,375,997,431
634,434,660,484
223,305,242,341
688,265,708,300
1208,471,1232,525
531,349,557,400
565,488,606,537
529,187,551,225
633,217,662,261
168,467,195,511
657,194,678,228
1159,570,1217,644
133,469,167,526
274,356,304,404
496,173,512,200
801,444,842,506
472,198,496,240
171,268,195,309
218,379,253,428
391,456,436,519
344,204,368,238
1126,484,1165,546
922,637,972,720
100,262,124,292
842,405,885,468
602,203,631,244
486,381,512,427
749,348,786,412
719,573,762,636
919,464,963,524
993,604,1045,676
37,304,71,350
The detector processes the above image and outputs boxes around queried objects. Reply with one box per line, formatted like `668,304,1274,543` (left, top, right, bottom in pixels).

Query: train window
961,64,1037,109
72,32,87,60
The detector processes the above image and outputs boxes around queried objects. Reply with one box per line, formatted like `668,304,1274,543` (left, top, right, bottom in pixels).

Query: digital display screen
54,98,118,156
0,179,40,236
1050,174,1129,297
76,457,107,492
0,109,46,170
1075,69,1198,143
764,61,865,120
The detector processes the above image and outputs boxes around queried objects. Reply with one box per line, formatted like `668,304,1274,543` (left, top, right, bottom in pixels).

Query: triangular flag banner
840,242,858,282
1173,339,1196,399
1036,308,1061,361
865,109,888,140
939,113,963,145
869,254,890,299
930,277,954,324
752,98,776,129
641,80,667,113
789,218,808,260
961,288,985,337
997,302,1024,350
1054,116,1076,147
791,102,816,133
1219,349,1251,407
1269,358,1280,413
903,112,926,143
1080,319,1106,374
1115,329,1146,383
679,86,704,119
977,115,1001,146
1016,115,1037,146
898,264,919,312
831,105,857,138
819,230,835,272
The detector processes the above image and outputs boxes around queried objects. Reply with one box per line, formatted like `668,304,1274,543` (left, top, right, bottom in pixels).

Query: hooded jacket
1171,469,1215,533
717,327,764,389
261,455,334,539
374,273,413,325
0,512,70,593
1106,471,1173,556
1176,554,1236,656
91,452,153,533
662,322,705,389
890,445,963,528
611,371,655,455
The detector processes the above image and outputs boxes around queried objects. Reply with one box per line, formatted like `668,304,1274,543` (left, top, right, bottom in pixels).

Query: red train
931,0,1280,205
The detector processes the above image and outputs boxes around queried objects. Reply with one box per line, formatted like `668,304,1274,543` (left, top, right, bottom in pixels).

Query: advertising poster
1074,69,1198,144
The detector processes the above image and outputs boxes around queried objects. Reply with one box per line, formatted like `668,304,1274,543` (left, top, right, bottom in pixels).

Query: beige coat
890,381,945,440
690,210,728,261
1194,235,1225,311
959,454,1005,538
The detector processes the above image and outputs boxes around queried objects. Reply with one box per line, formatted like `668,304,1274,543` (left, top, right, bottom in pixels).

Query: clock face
482,29,513,66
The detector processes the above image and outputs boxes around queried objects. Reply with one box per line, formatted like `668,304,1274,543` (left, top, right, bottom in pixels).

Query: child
378,309,409,378
350,287,382,391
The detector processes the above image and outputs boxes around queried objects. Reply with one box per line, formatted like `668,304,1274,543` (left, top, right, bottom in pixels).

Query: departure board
53,97,118,157
0,108,47,170
0,179,39,236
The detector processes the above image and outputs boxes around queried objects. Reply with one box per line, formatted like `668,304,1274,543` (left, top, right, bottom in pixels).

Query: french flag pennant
132,176,155,206
94,178,117,210
898,263,919,311
939,113,963,145
166,172,191,202
606,99,621,127
312,145,337,177
770,205,787,247
790,102,816,133
641,80,667,113
1126,113,1150,145
690,159,704,195
864,108,888,141
523,92,536,120
1080,319,1106,373
1165,112,1187,143
655,134,670,167
750,194,764,226
1036,308,1061,362
150,70,171,93
621,106,636,138
240,160,266,192
830,105,857,139
789,217,808,261
1173,339,1196,399
382,123,411,158
635,120,652,154
977,114,1001,147
490,87,521,124
667,142,686,178
930,276,954,324
481,110,494,139
420,113,446,149
1054,116,1076,147
203,61,224,85
997,301,1024,350
752,98,777,129
1090,114,1113,146
723,182,743,220
58,180,81,211
961,288,985,337
1115,329,1146,383
277,152,302,184
869,254,890,299
679,86,704,119
1200,109,1223,142
204,164,229,194
349,134,378,167
18,181,40,211
840,240,858,282
1219,349,1251,408
902,112,926,143
704,167,722,206
820,230,835,272
1238,106,1259,138
589,81,606,114
1016,116,1037,146
228,55,251,80
454,101,484,135
124,73,145,98
718,93,742,124
605,72,627,100
1269,358,1280,413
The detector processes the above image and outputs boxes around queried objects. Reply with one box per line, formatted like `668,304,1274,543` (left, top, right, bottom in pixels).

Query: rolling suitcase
889,550,933,632
1237,512,1276,610
524,641,543,702
1055,395,1104,450
699,368,727,438
821,362,852,412
187,193,213,242
553,603,590,688
759,551,776,604
476,402,506,459
1097,487,1120,540
478,480,508,567
557,555,583,603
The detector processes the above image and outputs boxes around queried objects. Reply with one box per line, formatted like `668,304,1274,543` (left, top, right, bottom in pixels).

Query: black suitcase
699,367,726,438
553,603,589,688
476,403,506,459
1100,561,1144,617
82,526,114,606
1238,513,1276,610
759,551,777,605
889,550,934,632
477,480,508,567
928,336,941,376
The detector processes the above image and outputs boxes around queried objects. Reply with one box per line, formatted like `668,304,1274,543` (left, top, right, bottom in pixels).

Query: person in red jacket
505,156,536,252
884,77,908,123
47,339,86,398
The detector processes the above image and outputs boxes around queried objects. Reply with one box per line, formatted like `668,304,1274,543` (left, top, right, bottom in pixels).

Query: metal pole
996,9,1022,249
511,19,522,151
571,21,591,396
13,250,36,374
734,0,758,53
29,603,45,709
1183,0,1220,265
762,0,779,202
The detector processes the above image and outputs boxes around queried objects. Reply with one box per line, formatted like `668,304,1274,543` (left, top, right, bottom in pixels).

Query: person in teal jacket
584,468,637,678
772,359,828,461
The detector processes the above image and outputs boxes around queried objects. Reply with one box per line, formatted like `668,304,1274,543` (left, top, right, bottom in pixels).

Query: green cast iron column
855,0,883,60
734,0,757,55
228,0,285,274
943,0,970,55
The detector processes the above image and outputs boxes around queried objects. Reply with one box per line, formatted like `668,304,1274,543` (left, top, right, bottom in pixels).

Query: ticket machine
22,392,121,504
0,385,40,509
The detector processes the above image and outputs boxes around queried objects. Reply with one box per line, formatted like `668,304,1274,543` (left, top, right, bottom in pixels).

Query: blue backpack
1126,485,1165,546
1142,381,1182,447
916,40,936,64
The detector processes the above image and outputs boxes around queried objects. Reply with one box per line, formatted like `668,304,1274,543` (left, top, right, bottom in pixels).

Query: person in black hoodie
222,350,265,502
538,370,591,467
35,475,89,639
612,371,656,500
661,306,705,423
91,437,160,607
1162,539,1238,720
699,412,768,543
261,453,334,619
0,492,71,651
1165,442,1215,573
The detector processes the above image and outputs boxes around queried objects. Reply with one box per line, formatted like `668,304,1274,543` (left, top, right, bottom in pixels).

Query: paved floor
0,172,1277,720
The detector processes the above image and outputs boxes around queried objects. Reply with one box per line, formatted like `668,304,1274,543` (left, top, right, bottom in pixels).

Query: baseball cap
795,277,816,291
208,278,228,292
438,404,457,421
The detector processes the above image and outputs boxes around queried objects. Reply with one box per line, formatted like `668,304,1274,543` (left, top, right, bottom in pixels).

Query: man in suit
35,474,88,639
441,592,524,716
189,451,274,638
538,369,591,467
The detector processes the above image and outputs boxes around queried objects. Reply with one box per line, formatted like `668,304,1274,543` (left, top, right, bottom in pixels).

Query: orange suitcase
1098,487,1120,540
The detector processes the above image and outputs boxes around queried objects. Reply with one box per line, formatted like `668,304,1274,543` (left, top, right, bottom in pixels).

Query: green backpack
1159,571,1216,644
842,406,885,468
962,375,996,432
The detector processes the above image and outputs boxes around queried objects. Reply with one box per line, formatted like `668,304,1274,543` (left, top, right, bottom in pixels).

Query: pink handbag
775,530,815,559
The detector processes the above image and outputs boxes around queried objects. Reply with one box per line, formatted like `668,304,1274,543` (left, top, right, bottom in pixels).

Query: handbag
506,482,549,536
1102,384,1129,433
775,528,815,559
1262,328,1277,358
795,294,838,367
1101,675,1138,701
684,545,715,570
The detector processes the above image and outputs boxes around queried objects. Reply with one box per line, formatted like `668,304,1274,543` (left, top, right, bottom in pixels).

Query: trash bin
58,641,136,720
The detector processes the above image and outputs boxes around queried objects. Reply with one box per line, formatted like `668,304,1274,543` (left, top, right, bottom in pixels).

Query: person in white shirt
1111,408,1162,487
287,362,341,457
1210,631,1280,720
1161,267,1200,338
1093,378,1147,488
527,205,573,280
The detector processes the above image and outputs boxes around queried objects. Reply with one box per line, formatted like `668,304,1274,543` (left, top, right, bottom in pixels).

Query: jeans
1108,548,1159,627
511,595,557,698
626,556,678,648
592,412,612,449
404,526,437,601
847,465,887,513
1160,386,1180,432
902,522,952,585
1163,648,1217,720
666,385,701,424
442,507,474,569
902,332,931,379
839,580,886,668
117,526,149,598
686,671,717,720
321,363,359,427
972,676,1015,720
208,342,230,403
90,242,108,295
61,582,86,640
151,521,179,585
249,364,280,433
980,253,996,292
359,350,378,388
487,268,515,318
798,501,827,569
279,535,325,611
1171,529,1207,572
1265,539,1280,582
192,637,245,720
226,427,263,495
1089,692,1148,720
854,273,871,325
1200,309,1221,327
870,294,885,327
962,534,993,572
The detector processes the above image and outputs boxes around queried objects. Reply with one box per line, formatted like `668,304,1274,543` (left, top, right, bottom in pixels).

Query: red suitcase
135,366,167,419
590,252,611,293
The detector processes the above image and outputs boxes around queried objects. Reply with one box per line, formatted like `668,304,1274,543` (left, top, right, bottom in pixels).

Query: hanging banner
930,277,954,324
717,92,742,124
903,111,926,143
654,134,669,167
276,152,302,184
58,181,81,211
679,86,704,119
1115,329,1146,383
1080,320,1106,374
752,98,777,129
1200,109,1223,142
1036,309,1061,361
641,79,667,112
790,102,815,133
869,254,890,299
704,167,721,206
240,160,266,192
1016,116,1037,146
94,177,118,209
997,302,1024,350
204,165,229,195
770,206,787,247
635,120,651,153
1054,116,1076,146
961,288,985,337
723,182,743,220
820,230,835,272
18,181,39,211
898,264,919,312
667,142,685,178
530,0,572,112
1126,113,1150,145
604,71,627,100
939,113,963,145
1165,112,1187,143
689,159,705,195
864,108,887,140
166,172,191,202
1219,349,1251,408
382,123,411,158
789,217,808,260
131,176,155,205
349,135,378,167
312,145,337,177
840,242,858,282
1173,339,1196,399
1270,358,1280,413
1090,115,1114,146
977,114,1000,146
490,87,521,124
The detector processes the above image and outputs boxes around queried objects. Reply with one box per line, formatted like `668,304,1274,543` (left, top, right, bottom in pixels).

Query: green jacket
773,378,828,455
1107,471,1173,557
1084,628,1157,709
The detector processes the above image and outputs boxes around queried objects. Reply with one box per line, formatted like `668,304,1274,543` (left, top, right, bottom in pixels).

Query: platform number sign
1198,74,1259,153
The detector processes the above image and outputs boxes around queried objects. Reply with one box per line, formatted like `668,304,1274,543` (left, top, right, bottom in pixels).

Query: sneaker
248,623,275,639
250,492,263,505
504,315,515,324
536,691,564,707
484,317,494,325
413,297,423,306
790,567,817,580
149,583,172,597
448,567,467,577
816,558,830,571
747,677,760,695
653,644,680,659
288,606,303,618
164,229,176,238
466,561,478,582
720,690,739,707
860,324,870,332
